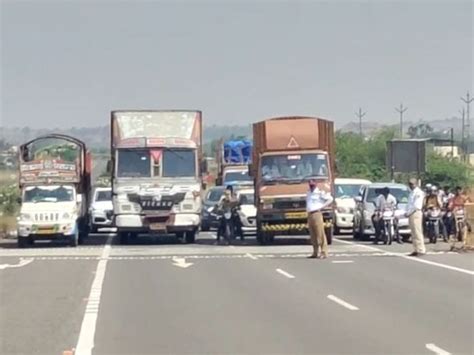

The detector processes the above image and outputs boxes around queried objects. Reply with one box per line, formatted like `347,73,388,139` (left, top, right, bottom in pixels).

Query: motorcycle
426,207,442,244
454,208,466,242
215,204,240,244
381,208,396,245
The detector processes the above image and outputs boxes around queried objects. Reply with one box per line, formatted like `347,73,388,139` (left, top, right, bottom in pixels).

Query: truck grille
274,200,306,210
34,213,60,222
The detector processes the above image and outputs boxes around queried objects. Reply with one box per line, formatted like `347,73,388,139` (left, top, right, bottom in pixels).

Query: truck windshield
261,153,329,182
224,171,251,184
24,186,74,203
162,149,196,177
117,149,151,178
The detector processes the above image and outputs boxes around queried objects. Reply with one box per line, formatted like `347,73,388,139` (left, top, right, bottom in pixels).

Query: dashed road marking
426,343,451,355
331,260,354,264
75,236,112,355
327,295,359,311
246,253,258,260
276,268,295,279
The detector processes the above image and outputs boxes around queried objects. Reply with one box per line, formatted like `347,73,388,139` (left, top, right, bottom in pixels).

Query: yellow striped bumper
261,222,333,232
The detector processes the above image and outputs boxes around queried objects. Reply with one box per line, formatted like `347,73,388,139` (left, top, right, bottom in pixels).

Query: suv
353,183,411,242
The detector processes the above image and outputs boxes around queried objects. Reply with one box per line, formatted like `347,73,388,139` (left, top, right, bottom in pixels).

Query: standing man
406,178,426,256
306,179,334,259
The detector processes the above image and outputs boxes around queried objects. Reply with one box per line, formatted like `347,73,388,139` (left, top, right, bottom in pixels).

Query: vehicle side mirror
106,160,112,174
76,194,82,204
354,196,362,203
201,160,208,174
201,182,207,190
215,177,222,186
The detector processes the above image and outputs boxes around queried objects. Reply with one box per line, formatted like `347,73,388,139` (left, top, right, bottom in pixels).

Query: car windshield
162,149,196,177
261,153,329,182
239,193,254,205
96,190,112,201
117,149,151,178
224,171,252,184
366,187,409,204
336,184,364,198
207,189,224,202
24,186,74,203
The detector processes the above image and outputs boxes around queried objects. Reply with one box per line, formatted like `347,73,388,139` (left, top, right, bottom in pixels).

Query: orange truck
251,116,335,244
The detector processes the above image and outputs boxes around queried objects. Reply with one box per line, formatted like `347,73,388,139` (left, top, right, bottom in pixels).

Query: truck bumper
17,222,76,238
115,213,200,233
259,210,333,235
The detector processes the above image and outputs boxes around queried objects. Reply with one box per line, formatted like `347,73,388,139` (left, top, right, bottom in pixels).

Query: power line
355,108,366,136
395,103,408,138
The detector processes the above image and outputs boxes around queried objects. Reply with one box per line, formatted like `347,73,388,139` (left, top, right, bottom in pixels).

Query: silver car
353,183,411,242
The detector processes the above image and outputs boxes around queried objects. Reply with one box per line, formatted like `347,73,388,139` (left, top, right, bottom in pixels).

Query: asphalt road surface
0,231,473,355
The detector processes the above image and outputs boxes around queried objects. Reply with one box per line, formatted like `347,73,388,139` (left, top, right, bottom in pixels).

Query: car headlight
207,206,214,213
20,213,32,221
337,207,350,213
121,204,132,212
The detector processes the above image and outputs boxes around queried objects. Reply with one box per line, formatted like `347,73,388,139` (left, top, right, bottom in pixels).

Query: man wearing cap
406,178,426,256
306,179,334,259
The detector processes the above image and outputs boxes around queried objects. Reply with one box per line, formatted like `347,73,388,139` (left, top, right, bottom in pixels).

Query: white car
89,187,114,233
334,178,371,234
236,189,257,234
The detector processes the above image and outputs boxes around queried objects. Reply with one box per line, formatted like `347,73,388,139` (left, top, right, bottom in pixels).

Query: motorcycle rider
372,187,399,244
216,185,243,239
447,186,471,243
423,185,447,241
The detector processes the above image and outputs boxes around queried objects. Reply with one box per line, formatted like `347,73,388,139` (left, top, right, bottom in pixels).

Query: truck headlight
62,212,71,219
20,213,32,221
121,204,132,212
262,204,273,210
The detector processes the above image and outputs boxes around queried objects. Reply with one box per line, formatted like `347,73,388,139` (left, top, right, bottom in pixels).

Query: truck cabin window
224,171,251,184
24,186,74,203
117,149,151,178
162,149,196,177
261,153,329,181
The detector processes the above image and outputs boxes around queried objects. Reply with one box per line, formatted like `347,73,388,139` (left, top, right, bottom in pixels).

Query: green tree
422,153,473,189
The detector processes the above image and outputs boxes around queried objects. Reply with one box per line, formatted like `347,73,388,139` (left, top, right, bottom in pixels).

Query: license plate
149,223,166,231
37,228,55,235
285,212,308,219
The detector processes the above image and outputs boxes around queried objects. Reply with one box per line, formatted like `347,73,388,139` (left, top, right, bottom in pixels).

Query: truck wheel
185,230,196,244
70,229,79,247
325,226,333,245
119,232,129,245
18,237,31,248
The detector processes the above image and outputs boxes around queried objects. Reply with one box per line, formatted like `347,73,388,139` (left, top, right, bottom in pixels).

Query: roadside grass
0,169,17,187
0,215,17,239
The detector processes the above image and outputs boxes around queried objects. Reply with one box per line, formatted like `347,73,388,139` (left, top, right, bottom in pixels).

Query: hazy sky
1,0,472,129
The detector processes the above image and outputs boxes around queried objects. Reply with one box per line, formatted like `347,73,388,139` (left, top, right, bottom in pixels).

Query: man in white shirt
406,178,426,256
372,187,399,244
306,179,334,259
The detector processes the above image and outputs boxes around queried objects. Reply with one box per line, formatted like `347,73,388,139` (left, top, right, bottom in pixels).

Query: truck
251,116,335,245
216,139,253,187
17,134,91,247
110,110,204,244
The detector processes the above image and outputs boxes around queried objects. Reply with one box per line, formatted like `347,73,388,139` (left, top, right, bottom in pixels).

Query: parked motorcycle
426,207,442,244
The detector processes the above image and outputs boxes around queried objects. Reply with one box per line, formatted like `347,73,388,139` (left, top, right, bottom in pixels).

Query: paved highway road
0,232,472,355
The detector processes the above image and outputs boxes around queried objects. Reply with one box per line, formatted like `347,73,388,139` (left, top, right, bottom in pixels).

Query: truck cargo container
216,139,253,187
251,116,335,244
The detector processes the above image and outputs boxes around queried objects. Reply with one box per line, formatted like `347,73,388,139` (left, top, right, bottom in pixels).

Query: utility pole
355,107,366,136
460,108,466,162
460,91,473,158
395,103,408,138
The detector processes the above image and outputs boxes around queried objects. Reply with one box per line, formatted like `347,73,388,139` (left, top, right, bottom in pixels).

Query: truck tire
185,230,196,244
119,232,129,245
18,236,31,248
325,225,333,245
69,229,79,247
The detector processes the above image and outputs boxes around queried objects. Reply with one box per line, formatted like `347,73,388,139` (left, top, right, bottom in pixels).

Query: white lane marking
327,294,359,311
75,235,112,355
171,256,193,268
246,253,258,260
334,238,474,276
331,260,354,264
276,268,295,279
0,258,34,270
426,343,452,355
